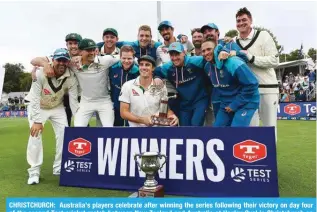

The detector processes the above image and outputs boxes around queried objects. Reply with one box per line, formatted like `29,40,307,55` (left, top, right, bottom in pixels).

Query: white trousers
250,93,279,141
74,99,114,127
27,104,68,176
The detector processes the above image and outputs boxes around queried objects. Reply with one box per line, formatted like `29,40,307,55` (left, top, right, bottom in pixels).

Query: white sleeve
99,55,120,69
67,74,79,116
248,31,279,69
118,82,130,104
30,69,44,123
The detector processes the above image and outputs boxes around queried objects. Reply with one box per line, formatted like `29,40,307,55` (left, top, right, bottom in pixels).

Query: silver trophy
150,81,177,126
134,152,167,197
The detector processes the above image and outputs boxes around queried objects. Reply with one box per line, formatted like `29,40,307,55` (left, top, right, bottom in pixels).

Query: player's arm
67,73,79,116
156,47,163,66
226,41,249,63
227,61,259,112
244,31,279,69
29,69,44,137
99,55,120,69
31,56,51,67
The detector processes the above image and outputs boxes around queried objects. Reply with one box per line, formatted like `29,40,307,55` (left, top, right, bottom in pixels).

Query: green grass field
0,118,315,210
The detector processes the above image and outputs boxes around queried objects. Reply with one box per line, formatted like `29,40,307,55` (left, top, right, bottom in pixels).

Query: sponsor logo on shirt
43,89,51,95
132,89,140,96
114,74,118,78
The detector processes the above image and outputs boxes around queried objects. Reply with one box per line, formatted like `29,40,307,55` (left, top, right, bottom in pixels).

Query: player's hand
225,106,233,113
70,56,81,69
240,50,248,55
150,40,155,48
180,35,188,44
153,78,164,88
30,123,44,137
218,51,229,60
223,36,234,43
142,116,153,127
229,50,237,57
31,66,38,81
168,114,178,126
44,63,55,77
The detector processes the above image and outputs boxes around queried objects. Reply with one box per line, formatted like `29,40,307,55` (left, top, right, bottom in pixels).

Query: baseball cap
158,20,173,31
168,42,184,53
103,28,118,37
53,48,71,60
79,38,97,50
200,23,219,33
138,55,156,67
65,33,82,42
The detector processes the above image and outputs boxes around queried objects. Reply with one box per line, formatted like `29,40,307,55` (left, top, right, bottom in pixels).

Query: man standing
201,40,259,126
234,7,279,138
25,48,79,184
97,28,120,57
119,55,178,127
109,45,139,126
31,33,82,127
154,42,210,126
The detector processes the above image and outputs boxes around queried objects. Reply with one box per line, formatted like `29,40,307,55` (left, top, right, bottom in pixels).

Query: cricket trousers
74,98,114,127
27,104,68,176
214,107,256,127
249,93,279,141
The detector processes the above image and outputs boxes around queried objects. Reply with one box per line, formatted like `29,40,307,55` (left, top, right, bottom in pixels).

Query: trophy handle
134,154,142,171
158,153,167,172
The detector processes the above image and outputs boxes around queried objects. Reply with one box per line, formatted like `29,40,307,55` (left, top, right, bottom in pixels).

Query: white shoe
27,174,39,185
53,170,60,176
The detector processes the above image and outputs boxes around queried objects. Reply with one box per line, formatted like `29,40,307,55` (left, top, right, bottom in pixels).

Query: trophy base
138,185,164,197
151,115,173,126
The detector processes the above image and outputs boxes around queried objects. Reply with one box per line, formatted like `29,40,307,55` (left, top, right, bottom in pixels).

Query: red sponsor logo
68,138,91,157
43,88,51,95
20,111,25,116
132,89,139,96
284,103,301,115
233,140,267,163
5,112,10,117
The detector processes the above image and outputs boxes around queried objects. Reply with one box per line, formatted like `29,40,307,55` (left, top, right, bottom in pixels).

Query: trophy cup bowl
151,94,177,126
134,152,167,197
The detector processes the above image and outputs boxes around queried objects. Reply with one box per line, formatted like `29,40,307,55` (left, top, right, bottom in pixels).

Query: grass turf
0,118,315,209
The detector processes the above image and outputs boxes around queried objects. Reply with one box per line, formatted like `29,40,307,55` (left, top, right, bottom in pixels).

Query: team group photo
0,0,316,209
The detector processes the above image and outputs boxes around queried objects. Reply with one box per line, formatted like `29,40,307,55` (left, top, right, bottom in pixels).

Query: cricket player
25,48,79,185
97,28,120,57
201,39,259,126
154,42,210,126
43,39,120,127
234,8,279,138
109,45,139,126
119,55,178,127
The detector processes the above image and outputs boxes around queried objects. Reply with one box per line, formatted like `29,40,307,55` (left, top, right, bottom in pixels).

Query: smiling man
201,39,259,127
98,28,120,57
154,42,210,126
234,7,279,139
119,55,178,127
109,45,139,126
25,48,79,184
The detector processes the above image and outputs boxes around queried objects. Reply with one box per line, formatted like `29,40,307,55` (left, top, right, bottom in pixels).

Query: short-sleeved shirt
119,76,167,127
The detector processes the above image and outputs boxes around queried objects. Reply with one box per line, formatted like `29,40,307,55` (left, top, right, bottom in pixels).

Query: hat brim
158,24,173,31
80,45,97,50
103,31,118,37
168,49,182,53
138,58,156,67
54,56,71,60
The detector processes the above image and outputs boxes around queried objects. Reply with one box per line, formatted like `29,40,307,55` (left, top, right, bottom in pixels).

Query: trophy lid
142,152,159,156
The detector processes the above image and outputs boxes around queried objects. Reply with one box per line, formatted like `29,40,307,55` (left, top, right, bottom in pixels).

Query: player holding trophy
119,55,178,127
